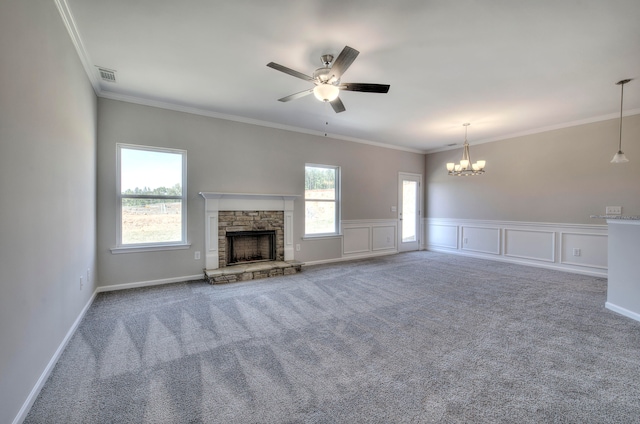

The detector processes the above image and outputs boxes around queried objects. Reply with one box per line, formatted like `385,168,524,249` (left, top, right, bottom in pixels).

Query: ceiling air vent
98,68,116,83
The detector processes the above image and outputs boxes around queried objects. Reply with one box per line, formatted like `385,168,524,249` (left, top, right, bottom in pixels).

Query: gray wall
97,98,424,286
0,1,98,422
426,115,640,224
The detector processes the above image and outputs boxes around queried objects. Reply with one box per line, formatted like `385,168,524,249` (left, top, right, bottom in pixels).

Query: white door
398,173,421,252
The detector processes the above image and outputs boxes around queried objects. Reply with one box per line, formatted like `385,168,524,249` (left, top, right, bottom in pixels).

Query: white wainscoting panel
461,226,501,255
372,225,397,251
560,232,608,269
428,223,458,249
343,226,371,255
426,218,608,277
342,220,397,259
504,229,555,262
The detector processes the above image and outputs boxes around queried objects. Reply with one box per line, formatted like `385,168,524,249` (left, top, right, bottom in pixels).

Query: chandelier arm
462,143,471,164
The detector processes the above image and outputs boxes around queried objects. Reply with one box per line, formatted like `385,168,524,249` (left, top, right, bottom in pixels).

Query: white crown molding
98,89,640,157
98,91,427,154
425,109,640,154
54,0,100,93
56,0,638,157
54,0,425,156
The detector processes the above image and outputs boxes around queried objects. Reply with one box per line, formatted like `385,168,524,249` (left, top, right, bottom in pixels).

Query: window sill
302,234,343,241
110,243,191,254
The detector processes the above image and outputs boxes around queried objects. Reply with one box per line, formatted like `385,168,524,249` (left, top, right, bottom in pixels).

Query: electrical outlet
606,206,622,215
194,251,201,260
296,244,301,252
79,276,83,290
573,248,581,257
391,206,397,212
87,268,90,284
463,238,468,244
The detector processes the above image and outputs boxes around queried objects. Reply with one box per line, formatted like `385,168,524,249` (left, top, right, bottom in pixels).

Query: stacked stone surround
218,211,284,268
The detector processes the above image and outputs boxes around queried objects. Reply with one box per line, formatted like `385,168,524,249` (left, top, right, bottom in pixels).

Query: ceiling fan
267,46,390,113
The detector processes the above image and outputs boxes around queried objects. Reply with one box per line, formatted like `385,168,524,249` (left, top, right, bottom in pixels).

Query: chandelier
611,79,631,164
446,123,486,176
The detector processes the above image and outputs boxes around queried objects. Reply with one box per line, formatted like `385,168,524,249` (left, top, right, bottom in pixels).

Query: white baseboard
303,250,398,267
427,246,607,278
14,273,206,423
605,302,640,323
97,274,205,293
13,290,98,424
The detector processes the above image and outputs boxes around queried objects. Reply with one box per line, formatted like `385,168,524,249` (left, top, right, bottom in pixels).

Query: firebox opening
226,230,276,266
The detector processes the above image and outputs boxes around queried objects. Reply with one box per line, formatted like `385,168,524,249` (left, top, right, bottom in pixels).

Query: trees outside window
117,144,187,247
305,164,340,236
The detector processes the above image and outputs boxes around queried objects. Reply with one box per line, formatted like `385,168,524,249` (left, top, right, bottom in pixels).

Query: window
305,164,340,236
116,144,187,250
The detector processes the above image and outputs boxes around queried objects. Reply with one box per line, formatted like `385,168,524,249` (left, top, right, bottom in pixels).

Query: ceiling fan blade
340,83,390,93
330,46,359,77
330,97,346,113
278,88,314,102
267,62,314,82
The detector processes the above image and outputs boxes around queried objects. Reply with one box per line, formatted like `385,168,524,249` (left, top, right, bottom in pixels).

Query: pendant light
611,79,631,164
446,123,486,176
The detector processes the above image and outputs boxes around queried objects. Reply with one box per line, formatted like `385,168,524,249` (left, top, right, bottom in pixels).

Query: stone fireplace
199,192,298,270
218,211,283,267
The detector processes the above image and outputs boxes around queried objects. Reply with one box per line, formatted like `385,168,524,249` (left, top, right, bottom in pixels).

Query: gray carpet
25,251,640,423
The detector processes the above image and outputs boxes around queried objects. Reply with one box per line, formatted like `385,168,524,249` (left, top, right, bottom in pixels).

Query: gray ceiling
61,0,640,152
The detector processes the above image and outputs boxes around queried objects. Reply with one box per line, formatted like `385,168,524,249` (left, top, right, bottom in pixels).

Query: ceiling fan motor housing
313,67,338,85
320,54,334,66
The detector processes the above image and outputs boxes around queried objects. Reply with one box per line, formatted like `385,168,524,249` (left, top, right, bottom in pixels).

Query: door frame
398,172,422,252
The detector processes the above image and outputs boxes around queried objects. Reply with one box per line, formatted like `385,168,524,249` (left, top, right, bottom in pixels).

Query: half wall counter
591,215,640,322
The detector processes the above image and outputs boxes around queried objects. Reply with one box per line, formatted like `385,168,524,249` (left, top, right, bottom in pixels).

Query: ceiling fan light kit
314,84,340,102
446,123,486,176
611,79,631,164
267,46,390,113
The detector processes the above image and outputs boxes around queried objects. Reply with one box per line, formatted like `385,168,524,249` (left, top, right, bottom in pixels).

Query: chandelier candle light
446,123,486,176
611,79,632,164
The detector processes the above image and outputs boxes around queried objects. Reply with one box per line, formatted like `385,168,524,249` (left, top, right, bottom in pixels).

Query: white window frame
111,144,189,254
304,163,341,237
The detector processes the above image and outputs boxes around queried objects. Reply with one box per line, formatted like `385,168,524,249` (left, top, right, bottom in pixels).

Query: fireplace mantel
199,192,299,269
200,192,299,200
